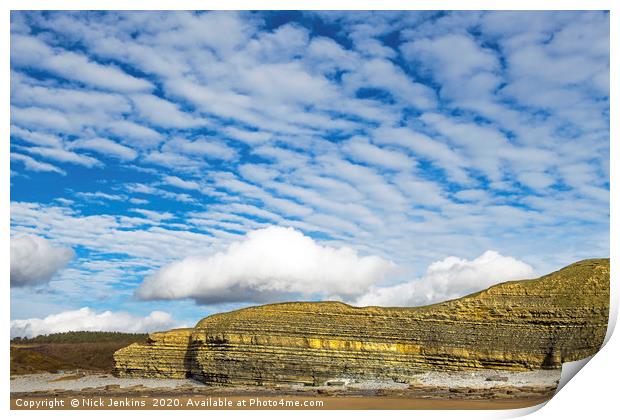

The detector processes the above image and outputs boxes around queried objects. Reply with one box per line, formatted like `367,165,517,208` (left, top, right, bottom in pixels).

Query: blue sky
9,11,609,336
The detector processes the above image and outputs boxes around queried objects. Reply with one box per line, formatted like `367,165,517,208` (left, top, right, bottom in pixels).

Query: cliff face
114,328,193,379
114,258,609,385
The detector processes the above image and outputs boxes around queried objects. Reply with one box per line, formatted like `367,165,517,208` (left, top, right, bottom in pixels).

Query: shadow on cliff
182,343,197,380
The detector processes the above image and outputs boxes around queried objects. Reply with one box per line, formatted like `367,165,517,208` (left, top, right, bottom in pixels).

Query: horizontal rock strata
114,328,193,378
114,259,609,385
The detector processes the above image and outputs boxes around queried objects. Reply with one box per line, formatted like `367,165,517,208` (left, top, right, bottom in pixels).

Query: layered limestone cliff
114,328,193,378
114,258,609,385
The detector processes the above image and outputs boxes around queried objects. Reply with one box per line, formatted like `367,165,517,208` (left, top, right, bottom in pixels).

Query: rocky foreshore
11,368,559,401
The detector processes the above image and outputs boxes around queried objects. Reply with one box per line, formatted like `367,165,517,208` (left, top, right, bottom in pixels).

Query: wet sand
11,395,551,410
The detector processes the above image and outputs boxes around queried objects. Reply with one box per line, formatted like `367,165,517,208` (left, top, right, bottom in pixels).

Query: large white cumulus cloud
355,250,534,307
137,226,396,304
10,307,180,338
11,235,74,287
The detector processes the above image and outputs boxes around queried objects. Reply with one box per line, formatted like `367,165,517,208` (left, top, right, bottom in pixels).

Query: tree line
11,331,149,344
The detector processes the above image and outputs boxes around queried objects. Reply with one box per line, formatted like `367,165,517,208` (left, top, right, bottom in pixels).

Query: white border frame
2,2,616,420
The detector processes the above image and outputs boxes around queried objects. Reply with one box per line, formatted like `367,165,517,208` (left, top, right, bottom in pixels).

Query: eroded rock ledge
114,258,609,385
114,329,193,379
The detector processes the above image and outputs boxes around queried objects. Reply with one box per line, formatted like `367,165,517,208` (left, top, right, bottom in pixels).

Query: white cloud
123,183,197,204
10,307,180,338
130,208,174,222
11,152,66,175
163,137,237,161
355,250,534,307
517,171,556,190
55,198,74,206
143,150,201,171
131,93,204,129
137,226,396,304
343,136,415,171
11,235,74,287
11,78,132,115
69,138,138,161
162,175,201,191
238,164,279,184
393,173,448,207
10,201,214,262
372,126,470,184
404,33,498,79
11,125,63,148
223,127,272,145
401,33,499,103
25,146,102,168
11,106,75,132
128,197,149,205
106,120,163,147
343,58,437,109
75,191,126,201
11,34,152,93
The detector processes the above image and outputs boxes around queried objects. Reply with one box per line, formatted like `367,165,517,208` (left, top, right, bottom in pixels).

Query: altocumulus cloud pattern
10,11,609,336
